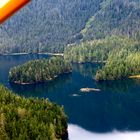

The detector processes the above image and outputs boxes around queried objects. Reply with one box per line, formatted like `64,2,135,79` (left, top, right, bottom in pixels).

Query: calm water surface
0,54,140,140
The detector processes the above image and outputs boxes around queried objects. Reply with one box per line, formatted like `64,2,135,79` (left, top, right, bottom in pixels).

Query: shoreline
1,53,29,56
129,75,140,79
10,71,72,85
39,52,64,56
72,61,106,64
0,52,64,56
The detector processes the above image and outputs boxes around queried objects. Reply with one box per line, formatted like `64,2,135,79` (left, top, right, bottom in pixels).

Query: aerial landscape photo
0,0,140,139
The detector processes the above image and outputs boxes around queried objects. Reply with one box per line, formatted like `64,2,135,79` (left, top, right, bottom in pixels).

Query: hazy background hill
0,0,139,53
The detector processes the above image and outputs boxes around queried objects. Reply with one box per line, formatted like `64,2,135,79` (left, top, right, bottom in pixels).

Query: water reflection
73,63,102,78
10,73,72,98
95,80,140,94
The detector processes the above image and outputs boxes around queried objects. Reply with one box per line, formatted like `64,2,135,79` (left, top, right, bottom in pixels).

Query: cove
0,54,140,139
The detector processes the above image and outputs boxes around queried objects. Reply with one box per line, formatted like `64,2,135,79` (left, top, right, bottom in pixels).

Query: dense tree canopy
64,36,137,63
0,0,102,53
95,45,140,81
64,36,140,81
82,0,140,40
1,0,140,138
9,56,72,84
0,0,139,53
0,85,67,140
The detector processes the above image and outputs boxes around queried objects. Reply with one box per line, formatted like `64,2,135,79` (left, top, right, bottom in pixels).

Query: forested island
9,57,72,84
0,85,68,140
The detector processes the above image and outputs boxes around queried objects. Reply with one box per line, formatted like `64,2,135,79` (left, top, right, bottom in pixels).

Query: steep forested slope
0,0,139,53
0,85,67,139
0,0,102,53
82,0,140,40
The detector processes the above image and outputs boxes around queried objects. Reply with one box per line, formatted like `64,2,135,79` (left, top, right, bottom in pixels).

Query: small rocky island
9,56,72,85
80,88,101,92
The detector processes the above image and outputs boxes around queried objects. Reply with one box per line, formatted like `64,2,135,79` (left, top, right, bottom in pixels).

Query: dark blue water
0,54,140,139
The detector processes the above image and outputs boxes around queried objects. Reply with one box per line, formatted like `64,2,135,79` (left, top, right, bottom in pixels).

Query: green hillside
0,0,139,54
0,0,102,53
0,85,67,140
82,0,140,40
64,36,140,80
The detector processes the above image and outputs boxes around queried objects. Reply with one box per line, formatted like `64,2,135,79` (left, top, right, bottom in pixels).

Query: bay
0,54,140,139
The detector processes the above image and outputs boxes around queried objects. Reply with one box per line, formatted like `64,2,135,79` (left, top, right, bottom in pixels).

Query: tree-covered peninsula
94,37,140,81
95,48,140,81
0,85,68,140
64,36,140,81
9,57,72,84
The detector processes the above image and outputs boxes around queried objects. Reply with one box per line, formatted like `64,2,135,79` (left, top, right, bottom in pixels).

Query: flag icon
0,0,30,24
